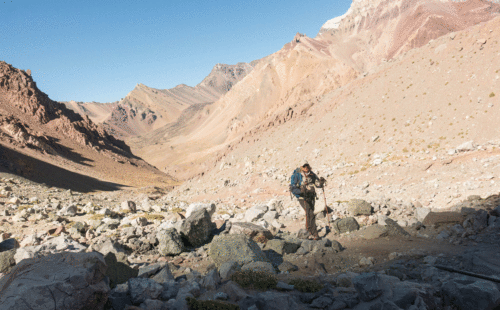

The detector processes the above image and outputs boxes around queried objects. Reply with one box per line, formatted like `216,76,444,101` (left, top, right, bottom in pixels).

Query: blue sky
1,0,351,102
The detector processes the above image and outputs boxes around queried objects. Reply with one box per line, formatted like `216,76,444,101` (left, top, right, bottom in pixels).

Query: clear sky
1,0,351,103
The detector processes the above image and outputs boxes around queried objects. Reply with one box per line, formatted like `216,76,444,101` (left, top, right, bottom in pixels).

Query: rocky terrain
0,171,499,309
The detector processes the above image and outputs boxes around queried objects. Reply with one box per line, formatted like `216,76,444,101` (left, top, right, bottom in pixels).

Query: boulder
219,261,241,280
151,265,174,284
160,280,180,300
358,225,388,240
415,207,431,222
121,200,137,213
108,283,131,310
442,279,500,309
14,236,86,264
244,205,268,222
95,239,125,256
263,211,278,223
263,239,300,255
157,228,184,256
200,269,221,290
181,209,215,247
456,140,476,152
209,234,269,268
0,238,19,252
332,217,360,233
463,210,488,232
0,252,109,309
348,199,373,216
58,204,78,216
185,203,216,218
0,249,16,273
353,272,383,302
278,261,298,272
105,252,138,289
241,261,276,274
128,278,163,304
423,212,465,227
221,281,249,302
138,263,164,278
254,291,301,310
139,299,166,310
385,218,410,237
230,222,273,241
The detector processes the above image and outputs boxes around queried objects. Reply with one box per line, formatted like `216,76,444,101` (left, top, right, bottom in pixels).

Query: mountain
0,61,174,191
128,0,500,180
169,10,500,212
65,62,255,139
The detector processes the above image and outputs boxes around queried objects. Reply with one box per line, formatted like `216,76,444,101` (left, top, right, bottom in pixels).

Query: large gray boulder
185,202,216,218
348,199,373,216
128,278,163,304
0,252,109,309
422,212,465,227
244,205,268,222
0,249,16,273
104,252,138,289
209,234,269,268
332,217,360,233
229,222,273,241
180,209,215,247
14,236,86,264
442,279,500,309
385,218,410,237
263,239,300,255
250,291,301,310
0,238,19,252
353,272,383,302
157,228,184,256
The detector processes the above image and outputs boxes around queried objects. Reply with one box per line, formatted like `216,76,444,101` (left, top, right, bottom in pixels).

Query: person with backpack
290,163,326,240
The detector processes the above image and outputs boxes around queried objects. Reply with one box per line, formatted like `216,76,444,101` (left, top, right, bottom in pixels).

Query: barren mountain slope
65,62,254,139
0,61,174,191
170,15,500,212
131,0,500,180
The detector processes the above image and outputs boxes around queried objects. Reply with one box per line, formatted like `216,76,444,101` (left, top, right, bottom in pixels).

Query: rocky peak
0,61,128,153
198,62,255,94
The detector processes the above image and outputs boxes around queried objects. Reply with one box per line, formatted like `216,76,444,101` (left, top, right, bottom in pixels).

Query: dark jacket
290,168,321,198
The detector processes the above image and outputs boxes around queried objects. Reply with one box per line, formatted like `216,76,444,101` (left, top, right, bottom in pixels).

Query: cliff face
0,61,127,153
318,0,500,71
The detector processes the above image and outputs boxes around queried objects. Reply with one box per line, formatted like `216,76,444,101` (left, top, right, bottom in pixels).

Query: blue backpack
289,168,302,198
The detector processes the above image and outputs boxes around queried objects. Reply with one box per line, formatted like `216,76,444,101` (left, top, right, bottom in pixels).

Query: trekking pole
322,187,331,229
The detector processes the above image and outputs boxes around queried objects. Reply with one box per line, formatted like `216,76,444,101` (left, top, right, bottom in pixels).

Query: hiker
290,163,326,240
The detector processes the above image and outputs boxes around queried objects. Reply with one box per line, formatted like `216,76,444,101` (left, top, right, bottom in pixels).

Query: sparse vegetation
489,92,495,98
90,214,105,220
186,297,240,310
230,270,277,291
289,278,324,293
145,214,164,221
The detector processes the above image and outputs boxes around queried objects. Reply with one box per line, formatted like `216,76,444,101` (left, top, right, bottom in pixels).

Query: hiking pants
298,197,318,237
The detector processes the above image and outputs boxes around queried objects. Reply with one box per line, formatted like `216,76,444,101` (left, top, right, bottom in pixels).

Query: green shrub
90,214,105,220
289,278,324,293
145,214,164,221
230,270,277,291
186,297,240,310
490,92,495,98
